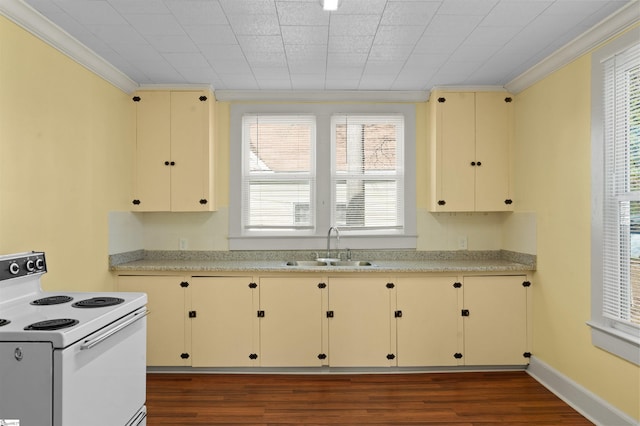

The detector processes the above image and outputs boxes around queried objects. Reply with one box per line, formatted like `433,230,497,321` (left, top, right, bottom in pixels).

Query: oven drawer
0,342,53,425
53,307,147,426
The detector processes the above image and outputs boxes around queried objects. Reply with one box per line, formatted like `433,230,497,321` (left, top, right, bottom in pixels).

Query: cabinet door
396,276,461,366
190,277,256,367
118,275,188,366
432,92,476,212
463,275,528,365
328,278,394,367
475,93,512,211
133,91,171,211
259,277,324,367
170,91,214,212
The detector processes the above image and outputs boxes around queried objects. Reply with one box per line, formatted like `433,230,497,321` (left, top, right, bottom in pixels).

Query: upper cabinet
429,91,513,212
132,90,215,212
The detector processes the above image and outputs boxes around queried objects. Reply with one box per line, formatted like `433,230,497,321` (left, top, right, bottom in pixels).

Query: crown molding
0,0,138,94
506,1,640,94
214,90,429,103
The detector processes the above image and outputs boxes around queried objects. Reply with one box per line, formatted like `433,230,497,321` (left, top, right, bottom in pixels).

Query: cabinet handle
170,161,175,166
505,199,513,205
437,200,446,206
132,199,141,205
476,161,482,166
199,199,208,205
164,161,170,166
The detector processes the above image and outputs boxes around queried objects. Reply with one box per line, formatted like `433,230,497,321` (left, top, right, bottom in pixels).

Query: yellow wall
0,16,134,292
514,54,640,420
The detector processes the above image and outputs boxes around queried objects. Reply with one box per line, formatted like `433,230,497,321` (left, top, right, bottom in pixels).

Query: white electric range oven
0,252,148,426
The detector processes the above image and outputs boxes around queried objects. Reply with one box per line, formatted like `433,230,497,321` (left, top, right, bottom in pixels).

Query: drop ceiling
10,0,638,93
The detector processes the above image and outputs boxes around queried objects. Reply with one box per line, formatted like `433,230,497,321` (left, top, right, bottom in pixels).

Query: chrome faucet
326,226,340,259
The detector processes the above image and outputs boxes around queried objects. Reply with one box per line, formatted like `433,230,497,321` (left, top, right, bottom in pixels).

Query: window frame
589,26,640,366
229,103,417,251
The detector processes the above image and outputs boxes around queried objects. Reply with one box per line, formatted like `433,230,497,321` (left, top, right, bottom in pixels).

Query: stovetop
0,251,147,348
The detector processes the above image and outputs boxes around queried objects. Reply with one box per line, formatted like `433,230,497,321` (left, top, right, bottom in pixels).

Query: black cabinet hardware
461,309,470,317
180,353,190,359
326,311,334,318
132,199,141,205
180,281,189,288
394,310,403,318
386,283,395,289
318,282,327,289
257,310,265,318
132,96,141,102
438,200,446,206
188,311,196,318
454,353,463,359
248,282,257,288
386,354,396,360
453,282,462,288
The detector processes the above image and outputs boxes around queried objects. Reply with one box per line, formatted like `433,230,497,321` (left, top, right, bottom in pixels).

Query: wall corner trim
505,2,640,94
527,356,638,426
0,0,138,94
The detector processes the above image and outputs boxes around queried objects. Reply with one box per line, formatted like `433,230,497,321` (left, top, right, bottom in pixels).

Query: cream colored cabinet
430,91,513,212
190,276,257,367
118,275,191,366
395,276,462,367
258,277,325,367
462,275,530,365
327,277,395,367
132,90,215,212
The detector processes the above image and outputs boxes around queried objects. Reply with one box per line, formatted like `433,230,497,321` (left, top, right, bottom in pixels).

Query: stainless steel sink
285,260,375,267
285,260,329,267
329,260,374,267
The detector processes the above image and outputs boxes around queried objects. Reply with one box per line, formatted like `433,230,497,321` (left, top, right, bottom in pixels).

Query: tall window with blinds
331,115,404,232
601,41,640,330
241,114,316,233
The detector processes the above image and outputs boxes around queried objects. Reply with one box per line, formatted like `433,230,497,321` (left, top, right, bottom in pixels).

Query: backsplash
109,208,536,255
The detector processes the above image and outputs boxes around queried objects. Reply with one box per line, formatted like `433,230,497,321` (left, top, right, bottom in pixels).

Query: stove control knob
35,258,45,270
25,259,36,272
9,262,20,275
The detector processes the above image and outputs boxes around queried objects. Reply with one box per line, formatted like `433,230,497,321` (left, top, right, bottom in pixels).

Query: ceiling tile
19,0,634,91
380,1,440,25
329,14,381,36
276,1,329,25
282,26,329,45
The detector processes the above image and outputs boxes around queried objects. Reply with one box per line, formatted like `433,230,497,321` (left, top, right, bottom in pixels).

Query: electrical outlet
458,236,468,250
179,238,188,250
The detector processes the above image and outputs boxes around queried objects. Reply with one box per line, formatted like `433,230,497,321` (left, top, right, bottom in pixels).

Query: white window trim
589,26,640,366
229,103,417,251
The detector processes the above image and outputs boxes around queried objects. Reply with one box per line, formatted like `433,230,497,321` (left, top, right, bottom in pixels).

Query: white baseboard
527,356,638,426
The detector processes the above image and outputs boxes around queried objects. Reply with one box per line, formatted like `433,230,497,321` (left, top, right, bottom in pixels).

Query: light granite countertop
111,250,535,274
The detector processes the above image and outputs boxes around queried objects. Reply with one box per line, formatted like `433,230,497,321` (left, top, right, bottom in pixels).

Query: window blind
331,114,404,231
242,114,316,232
602,41,640,327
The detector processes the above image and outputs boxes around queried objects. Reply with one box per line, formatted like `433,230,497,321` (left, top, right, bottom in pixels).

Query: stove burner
72,297,125,308
24,318,79,331
31,295,74,306
0,319,10,327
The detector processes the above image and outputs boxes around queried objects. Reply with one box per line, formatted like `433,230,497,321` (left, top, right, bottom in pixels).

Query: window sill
587,320,640,365
228,234,418,251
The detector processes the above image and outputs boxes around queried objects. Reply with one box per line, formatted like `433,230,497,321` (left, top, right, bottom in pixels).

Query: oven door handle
80,308,149,351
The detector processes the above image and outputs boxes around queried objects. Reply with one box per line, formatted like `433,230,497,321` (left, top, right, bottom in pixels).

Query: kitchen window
229,103,416,250
590,27,640,365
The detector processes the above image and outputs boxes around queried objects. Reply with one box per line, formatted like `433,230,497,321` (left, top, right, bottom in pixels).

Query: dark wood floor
146,371,592,425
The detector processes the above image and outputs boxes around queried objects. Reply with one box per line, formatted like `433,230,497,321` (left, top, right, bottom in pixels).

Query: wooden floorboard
146,371,593,425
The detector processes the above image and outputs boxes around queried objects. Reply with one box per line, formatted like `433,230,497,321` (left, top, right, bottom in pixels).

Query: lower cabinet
327,277,394,367
118,272,530,368
462,275,529,365
259,277,325,367
190,276,256,367
395,276,461,367
118,275,190,366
